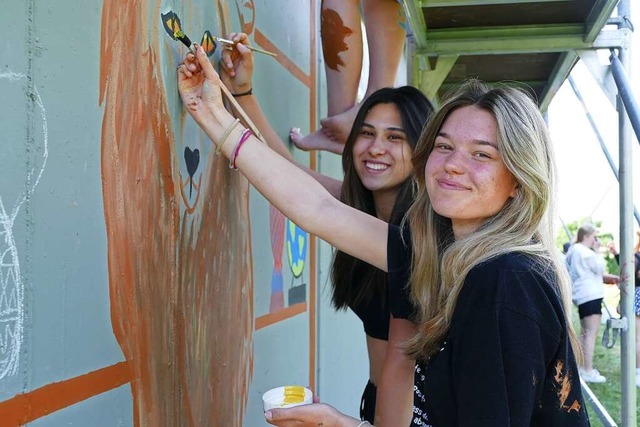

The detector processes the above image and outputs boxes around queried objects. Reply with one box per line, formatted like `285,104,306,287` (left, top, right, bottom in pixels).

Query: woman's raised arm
219,33,343,199
178,44,388,271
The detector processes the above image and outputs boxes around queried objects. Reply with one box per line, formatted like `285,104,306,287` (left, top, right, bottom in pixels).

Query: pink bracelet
230,129,253,169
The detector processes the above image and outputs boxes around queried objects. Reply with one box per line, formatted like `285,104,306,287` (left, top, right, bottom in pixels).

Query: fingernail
264,410,272,420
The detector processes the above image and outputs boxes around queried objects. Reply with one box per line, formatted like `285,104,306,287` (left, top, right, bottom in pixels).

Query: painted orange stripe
254,29,311,89
0,361,131,426
308,0,318,394
255,302,307,330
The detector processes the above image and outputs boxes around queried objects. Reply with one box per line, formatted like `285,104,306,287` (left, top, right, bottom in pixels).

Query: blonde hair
404,80,580,361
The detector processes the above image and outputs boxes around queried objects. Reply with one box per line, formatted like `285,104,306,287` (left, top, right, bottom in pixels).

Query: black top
388,224,416,321
387,226,590,427
350,279,390,340
345,224,410,341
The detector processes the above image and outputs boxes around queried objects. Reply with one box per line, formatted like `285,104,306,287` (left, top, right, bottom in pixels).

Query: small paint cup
262,386,313,411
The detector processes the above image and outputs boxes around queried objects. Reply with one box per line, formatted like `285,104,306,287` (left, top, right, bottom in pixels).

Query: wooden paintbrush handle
218,83,265,143
246,45,277,58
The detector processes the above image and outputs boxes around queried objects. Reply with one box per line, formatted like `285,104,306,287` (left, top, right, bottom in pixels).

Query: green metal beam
585,0,621,42
538,51,578,111
415,54,459,101
422,0,565,7
402,1,428,50
422,25,627,55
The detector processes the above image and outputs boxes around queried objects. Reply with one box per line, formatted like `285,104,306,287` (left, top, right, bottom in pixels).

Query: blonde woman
566,223,619,383
177,46,588,426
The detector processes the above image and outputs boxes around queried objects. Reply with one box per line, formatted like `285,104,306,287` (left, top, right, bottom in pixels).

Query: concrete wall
0,1,369,425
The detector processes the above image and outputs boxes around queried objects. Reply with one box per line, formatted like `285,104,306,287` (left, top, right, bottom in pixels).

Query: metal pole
567,76,640,226
610,52,640,147
581,380,619,427
614,2,636,426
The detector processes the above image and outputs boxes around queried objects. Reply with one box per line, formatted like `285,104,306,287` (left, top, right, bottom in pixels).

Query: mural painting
99,1,253,425
286,219,308,306
0,0,318,424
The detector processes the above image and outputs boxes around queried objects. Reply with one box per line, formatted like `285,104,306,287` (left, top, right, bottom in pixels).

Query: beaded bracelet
215,118,240,155
229,128,253,169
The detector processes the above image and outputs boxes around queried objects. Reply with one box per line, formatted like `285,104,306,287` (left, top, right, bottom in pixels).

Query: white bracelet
355,422,371,427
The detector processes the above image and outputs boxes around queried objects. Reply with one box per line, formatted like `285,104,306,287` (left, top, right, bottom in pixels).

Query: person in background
290,0,407,154
219,32,434,425
177,46,589,426
566,223,619,383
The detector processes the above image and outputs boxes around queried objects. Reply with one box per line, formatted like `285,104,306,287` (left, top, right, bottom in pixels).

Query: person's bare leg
291,0,362,153
318,0,406,146
580,314,602,371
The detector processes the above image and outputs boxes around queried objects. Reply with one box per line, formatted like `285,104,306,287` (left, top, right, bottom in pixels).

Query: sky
547,6,640,242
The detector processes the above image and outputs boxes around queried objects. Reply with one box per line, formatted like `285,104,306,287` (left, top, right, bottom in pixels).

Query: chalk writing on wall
0,71,49,380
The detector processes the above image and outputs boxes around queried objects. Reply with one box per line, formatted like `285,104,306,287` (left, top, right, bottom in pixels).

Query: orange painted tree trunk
99,1,253,425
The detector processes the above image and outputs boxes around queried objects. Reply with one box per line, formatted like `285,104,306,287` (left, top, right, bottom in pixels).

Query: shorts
578,298,603,319
359,380,376,424
635,287,640,316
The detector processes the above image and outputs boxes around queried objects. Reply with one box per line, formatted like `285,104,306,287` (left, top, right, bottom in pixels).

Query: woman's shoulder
470,251,552,280
465,252,564,324
387,223,412,271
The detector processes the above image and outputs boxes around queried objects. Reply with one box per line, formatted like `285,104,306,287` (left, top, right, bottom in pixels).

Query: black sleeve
451,269,560,426
387,223,415,320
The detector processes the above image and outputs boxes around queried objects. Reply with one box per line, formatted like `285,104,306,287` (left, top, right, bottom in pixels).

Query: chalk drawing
0,71,48,380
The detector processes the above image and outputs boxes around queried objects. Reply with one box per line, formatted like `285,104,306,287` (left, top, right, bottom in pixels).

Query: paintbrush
175,31,265,142
174,29,197,54
213,36,277,58
175,29,275,58
218,83,266,143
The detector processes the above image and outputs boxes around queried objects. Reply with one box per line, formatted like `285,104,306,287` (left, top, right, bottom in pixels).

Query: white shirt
565,243,606,306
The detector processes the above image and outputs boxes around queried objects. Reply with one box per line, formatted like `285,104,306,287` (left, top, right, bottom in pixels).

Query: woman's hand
265,403,362,427
177,44,227,127
219,32,254,95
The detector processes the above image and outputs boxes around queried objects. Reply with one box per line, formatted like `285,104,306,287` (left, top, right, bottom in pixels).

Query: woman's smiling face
352,102,413,197
425,105,518,239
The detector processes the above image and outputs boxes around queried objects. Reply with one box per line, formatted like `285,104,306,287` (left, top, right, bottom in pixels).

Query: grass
572,286,640,426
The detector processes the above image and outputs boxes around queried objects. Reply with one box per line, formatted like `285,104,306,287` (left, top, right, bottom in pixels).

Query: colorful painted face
352,103,413,197
425,105,518,239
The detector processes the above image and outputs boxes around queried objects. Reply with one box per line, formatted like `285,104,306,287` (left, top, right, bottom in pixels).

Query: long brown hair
405,80,579,360
331,86,433,310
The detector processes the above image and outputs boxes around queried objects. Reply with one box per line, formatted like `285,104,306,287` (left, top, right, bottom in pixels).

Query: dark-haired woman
218,33,433,426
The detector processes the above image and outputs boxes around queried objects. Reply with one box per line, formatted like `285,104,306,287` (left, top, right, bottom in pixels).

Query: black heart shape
184,147,200,178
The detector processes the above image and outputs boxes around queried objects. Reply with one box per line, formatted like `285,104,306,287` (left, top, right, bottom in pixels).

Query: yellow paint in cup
282,386,305,405
262,386,313,410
